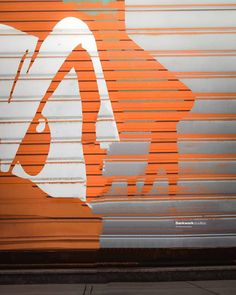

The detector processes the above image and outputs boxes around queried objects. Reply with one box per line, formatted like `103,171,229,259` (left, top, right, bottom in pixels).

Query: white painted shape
0,143,19,161
36,118,46,133
0,58,30,76
0,101,40,119
42,69,82,118
37,183,86,200
96,78,110,97
46,142,84,160
43,122,82,140
14,162,86,180
97,100,115,119
43,100,82,118
0,25,38,55
100,142,112,150
0,123,31,140
0,80,15,99
91,57,104,75
13,69,87,201
96,97,119,147
32,18,120,148
54,16,89,30
24,57,65,75
0,164,10,173
0,18,120,201
96,121,120,141
11,79,57,98
0,20,88,172
20,57,32,75
53,78,82,97
0,118,37,172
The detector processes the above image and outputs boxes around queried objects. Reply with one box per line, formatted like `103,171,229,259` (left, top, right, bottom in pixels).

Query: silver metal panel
178,180,236,194
103,217,236,235
91,199,236,215
181,78,236,93
103,162,147,176
101,235,236,248
177,121,236,134
191,100,236,114
126,11,236,29
126,0,236,6
108,142,150,155
178,141,236,154
157,56,236,72
128,34,236,51
179,161,236,175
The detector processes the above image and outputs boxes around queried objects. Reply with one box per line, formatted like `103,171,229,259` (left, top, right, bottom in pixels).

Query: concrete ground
0,280,236,295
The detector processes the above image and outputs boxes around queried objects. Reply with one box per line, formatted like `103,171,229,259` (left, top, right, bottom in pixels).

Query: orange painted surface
0,0,202,249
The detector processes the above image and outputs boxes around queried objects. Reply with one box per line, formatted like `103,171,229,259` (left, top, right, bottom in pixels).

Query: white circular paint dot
36,118,46,133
